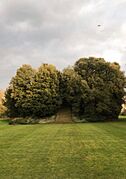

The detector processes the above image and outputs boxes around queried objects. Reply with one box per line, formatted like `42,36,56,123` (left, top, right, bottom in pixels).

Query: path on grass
56,107,73,123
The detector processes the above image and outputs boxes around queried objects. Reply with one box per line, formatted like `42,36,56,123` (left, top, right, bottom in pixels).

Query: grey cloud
0,0,126,89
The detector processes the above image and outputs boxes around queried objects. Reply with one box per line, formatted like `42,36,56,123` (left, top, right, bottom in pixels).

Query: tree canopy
5,64,61,118
4,58,126,121
30,64,61,117
5,64,36,117
73,57,125,120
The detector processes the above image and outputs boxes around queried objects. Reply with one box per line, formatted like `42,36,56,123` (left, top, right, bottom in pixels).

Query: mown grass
0,119,126,179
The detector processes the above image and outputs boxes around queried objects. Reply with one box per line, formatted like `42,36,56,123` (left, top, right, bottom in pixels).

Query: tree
5,63,61,118
74,57,126,121
4,58,126,121
31,64,61,117
5,64,36,117
61,67,90,114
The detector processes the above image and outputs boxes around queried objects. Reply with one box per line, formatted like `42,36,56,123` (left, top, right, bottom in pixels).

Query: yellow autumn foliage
0,90,6,116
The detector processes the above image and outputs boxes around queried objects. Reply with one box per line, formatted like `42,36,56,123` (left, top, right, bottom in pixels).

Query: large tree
5,64,36,117
74,57,126,120
5,64,61,118
31,64,61,117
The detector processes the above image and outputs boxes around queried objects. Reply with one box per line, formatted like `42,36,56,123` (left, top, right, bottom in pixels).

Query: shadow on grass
76,115,126,123
0,116,126,125
0,119,9,124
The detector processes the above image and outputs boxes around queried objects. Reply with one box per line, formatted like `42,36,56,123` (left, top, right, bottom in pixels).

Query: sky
0,0,126,89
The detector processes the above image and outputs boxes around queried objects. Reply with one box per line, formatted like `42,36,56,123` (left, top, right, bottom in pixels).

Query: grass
0,119,126,179
119,115,126,119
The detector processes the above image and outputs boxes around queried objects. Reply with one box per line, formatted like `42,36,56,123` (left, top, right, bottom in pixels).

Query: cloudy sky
0,0,126,89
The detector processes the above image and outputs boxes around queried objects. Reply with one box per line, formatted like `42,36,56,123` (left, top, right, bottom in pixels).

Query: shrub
9,118,39,125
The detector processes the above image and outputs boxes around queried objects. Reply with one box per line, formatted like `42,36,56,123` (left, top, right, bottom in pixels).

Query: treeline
4,57,126,121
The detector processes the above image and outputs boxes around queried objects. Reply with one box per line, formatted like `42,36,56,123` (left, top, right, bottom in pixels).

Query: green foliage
74,57,126,121
4,87,19,117
61,67,90,114
5,64,61,118
5,64,35,117
31,64,61,117
5,58,125,121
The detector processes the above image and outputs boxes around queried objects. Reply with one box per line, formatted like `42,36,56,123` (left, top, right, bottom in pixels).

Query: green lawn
0,120,126,179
